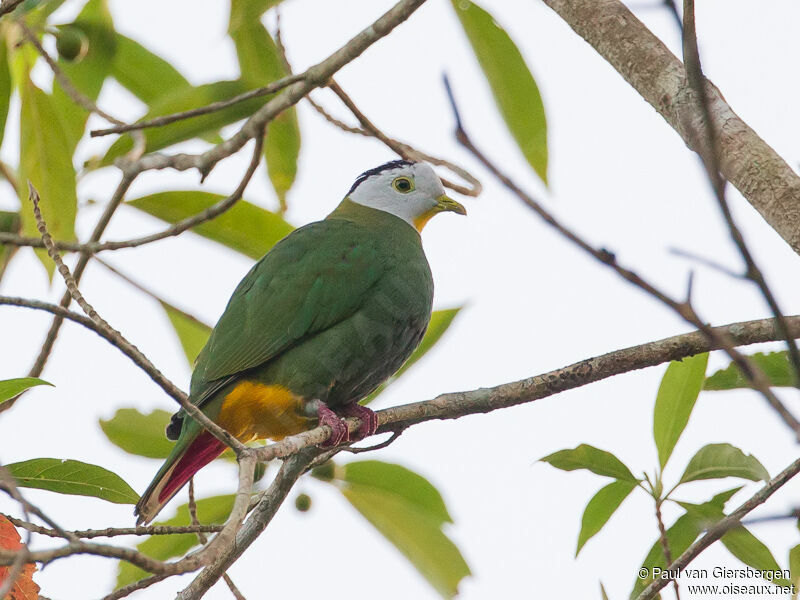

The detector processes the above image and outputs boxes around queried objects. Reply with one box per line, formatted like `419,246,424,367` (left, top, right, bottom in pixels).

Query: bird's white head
347,160,466,231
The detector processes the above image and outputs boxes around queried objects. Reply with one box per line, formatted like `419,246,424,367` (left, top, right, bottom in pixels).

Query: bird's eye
392,176,414,193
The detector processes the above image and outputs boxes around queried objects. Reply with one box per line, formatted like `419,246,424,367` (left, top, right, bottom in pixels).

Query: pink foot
317,401,349,448
341,403,378,440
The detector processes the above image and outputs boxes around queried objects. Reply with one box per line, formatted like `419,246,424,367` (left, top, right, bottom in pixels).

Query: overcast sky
2,1,800,598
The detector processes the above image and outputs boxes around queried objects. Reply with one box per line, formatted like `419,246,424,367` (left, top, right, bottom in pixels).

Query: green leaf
263,112,300,211
231,19,300,210
160,301,211,366
110,34,190,105
117,494,235,588
18,76,78,278
721,526,790,586
98,80,267,166
0,377,52,403
335,461,469,598
789,543,800,584
679,443,769,484
680,494,788,587
228,0,280,31
600,582,610,600
364,307,462,404
5,458,138,504
576,480,636,555
540,444,637,482
653,353,708,469
0,210,20,281
127,190,294,259
705,351,794,390
51,0,116,151
451,0,547,183
0,32,12,150
343,461,452,525
99,408,174,459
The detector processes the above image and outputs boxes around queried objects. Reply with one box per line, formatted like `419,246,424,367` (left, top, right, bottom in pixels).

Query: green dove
135,160,466,524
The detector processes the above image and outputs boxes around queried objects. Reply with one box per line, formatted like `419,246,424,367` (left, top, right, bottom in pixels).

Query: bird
134,160,466,525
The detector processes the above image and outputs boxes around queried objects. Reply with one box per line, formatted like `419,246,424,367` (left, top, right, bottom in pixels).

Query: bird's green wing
190,218,386,397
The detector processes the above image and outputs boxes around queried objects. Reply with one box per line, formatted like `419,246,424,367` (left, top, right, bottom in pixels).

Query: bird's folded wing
190,219,386,399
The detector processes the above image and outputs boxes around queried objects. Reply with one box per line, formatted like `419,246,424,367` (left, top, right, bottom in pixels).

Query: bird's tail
134,431,226,525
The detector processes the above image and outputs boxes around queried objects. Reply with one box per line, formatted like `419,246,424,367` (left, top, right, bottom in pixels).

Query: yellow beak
414,194,467,231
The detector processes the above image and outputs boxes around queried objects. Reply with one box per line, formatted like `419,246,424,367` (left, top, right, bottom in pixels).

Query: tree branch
0,0,25,18
177,449,318,600
679,0,800,386
90,74,305,137
444,76,800,440
17,173,135,406
637,454,800,599
540,0,800,255
229,314,800,466
116,0,428,179
27,185,246,454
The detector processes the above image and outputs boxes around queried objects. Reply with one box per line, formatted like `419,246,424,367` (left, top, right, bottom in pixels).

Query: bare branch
0,136,263,255
5,516,223,539
90,74,305,138
100,573,171,600
16,173,135,407
637,455,800,599
680,0,800,386
234,314,800,466
540,0,800,255
655,501,680,600
0,0,25,18
444,76,800,440
326,80,481,197
116,0,428,179
27,184,246,454
0,294,188,404
177,449,318,599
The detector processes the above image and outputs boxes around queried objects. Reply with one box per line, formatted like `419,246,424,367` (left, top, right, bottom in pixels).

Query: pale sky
2,1,800,599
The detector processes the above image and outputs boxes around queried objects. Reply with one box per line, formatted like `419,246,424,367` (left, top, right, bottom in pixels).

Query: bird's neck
327,198,422,239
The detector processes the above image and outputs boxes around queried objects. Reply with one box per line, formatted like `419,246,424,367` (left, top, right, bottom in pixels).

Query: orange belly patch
217,381,310,442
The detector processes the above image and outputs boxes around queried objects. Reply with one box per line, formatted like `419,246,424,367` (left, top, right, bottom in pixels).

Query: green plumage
167,199,433,437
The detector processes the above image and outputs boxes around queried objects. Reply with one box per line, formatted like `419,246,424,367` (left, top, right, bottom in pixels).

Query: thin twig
0,295,187,403
177,449,318,599
27,184,245,454
0,472,32,600
100,573,171,600
19,23,125,128
326,80,481,196
443,75,800,441
342,429,405,453
669,247,744,280
0,0,26,18
90,74,305,137
655,501,680,600
95,257,211,329
6,516,224,539
273,12,480,198
0,134,261,254
680,0,800,387
10,173,136,415
638,455,800,599
116,0,429,180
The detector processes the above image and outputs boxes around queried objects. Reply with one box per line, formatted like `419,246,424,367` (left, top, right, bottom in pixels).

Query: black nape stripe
347,159,415,196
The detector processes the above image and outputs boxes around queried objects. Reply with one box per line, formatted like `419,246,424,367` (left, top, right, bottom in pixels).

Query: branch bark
540,0,800,254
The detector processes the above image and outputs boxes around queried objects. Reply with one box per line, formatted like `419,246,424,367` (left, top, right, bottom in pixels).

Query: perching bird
134,160,466,524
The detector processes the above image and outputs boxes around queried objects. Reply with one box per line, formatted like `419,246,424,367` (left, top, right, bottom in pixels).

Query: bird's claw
317,402,349,448
341,403,378,440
